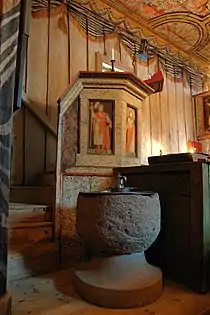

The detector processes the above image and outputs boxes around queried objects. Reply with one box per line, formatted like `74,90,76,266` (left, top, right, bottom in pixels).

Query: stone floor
9,266,210,315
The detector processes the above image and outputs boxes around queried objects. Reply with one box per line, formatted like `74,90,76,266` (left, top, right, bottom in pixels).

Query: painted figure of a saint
204,96,210,131
90,101,112,152
126,107,136,155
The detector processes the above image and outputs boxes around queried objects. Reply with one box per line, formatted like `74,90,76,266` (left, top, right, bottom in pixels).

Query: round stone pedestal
75,252,162,309
0,292,11,315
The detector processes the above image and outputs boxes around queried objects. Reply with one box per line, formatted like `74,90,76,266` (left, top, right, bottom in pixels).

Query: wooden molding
78,71,154,95
58,70,155,118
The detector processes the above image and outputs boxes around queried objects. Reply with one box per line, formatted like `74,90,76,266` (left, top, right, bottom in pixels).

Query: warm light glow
187,140,202,154
189,147,196,154
102,62,112,70
149,139,190,157
143,139,193,164
180,141,188,153
152,140,163,156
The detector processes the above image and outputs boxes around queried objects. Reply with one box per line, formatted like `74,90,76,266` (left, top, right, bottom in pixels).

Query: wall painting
203,95,210,135
88,100,114,154
126,105,137,156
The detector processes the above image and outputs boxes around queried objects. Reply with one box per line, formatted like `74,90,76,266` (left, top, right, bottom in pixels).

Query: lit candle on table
111,48,115,61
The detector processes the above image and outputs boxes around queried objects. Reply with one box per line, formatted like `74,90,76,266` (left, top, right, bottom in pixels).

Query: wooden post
0,1,21,312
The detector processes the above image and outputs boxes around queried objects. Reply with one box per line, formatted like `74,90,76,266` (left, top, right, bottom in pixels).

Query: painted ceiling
107,0,210,63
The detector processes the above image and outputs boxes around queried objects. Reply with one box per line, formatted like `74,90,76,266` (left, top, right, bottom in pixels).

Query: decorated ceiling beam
31,0,62,12
103,0,210,64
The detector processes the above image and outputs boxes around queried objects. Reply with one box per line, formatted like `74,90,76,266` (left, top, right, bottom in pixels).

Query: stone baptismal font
56,71,163,308
74,174,162,308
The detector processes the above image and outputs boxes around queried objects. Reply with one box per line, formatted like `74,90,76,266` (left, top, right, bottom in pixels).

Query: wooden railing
11,93,58,185
22,92,57,138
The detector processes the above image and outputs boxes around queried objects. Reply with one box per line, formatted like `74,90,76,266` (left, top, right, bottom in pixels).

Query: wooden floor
9,266,210,315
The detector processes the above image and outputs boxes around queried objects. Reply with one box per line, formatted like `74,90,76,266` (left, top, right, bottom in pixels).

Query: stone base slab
74,252,162,309
0,292,11,315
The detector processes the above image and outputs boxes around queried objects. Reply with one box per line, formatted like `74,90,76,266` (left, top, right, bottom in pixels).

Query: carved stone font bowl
76,191,161,255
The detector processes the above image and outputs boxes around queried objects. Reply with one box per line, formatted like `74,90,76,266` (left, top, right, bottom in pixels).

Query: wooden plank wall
12,5,200,183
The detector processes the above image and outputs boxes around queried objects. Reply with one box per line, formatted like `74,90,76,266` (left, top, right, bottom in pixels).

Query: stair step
9,203,52,223
8,242,59,282
9,221,53,229
10,185,55,205
37,171,55,186
9,221,54,246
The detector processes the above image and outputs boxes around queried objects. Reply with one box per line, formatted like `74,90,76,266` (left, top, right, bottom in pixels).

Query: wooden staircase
8,172,60,283
9,96,59,282
9,171,55,243
9,203,53,246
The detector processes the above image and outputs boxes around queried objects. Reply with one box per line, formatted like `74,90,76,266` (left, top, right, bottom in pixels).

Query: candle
111,48,115,61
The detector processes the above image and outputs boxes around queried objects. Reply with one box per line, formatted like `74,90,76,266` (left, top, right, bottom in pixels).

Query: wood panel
138,60,152,164
70,16,87,82
167,72,179,153
14,8,197,183
118,41,133,70
183,73,194,141
24,109,45,184
160,66,170,154
175,76,187,152
46,6,69,172
149,91,161,156
47,6,69,125
22,14,49,181
26,15,48,115
11,110,24,185
88,35,104,71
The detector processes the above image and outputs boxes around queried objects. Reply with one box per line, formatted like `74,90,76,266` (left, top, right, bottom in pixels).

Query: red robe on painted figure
93,111,112,150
